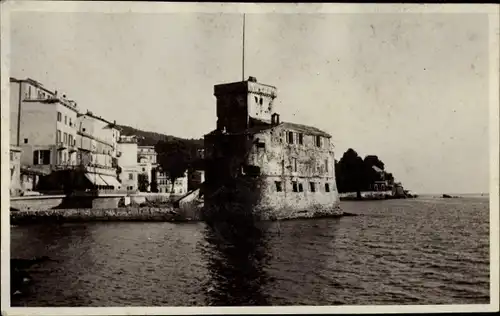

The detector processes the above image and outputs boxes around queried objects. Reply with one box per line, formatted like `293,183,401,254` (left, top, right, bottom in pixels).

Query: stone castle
204,77,342,220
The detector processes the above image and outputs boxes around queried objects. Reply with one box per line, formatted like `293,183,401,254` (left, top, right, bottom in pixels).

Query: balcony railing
56,142,67,150
52,164,83,171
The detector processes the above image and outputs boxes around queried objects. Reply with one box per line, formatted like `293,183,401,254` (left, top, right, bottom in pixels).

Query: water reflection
11,223,95,306
202,218,272,306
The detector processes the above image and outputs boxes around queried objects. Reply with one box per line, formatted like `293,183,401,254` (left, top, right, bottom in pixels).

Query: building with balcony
75,111,122,190
10,77,80,176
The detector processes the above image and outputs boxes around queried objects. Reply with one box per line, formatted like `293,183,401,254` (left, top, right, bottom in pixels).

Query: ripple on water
10,199,490,306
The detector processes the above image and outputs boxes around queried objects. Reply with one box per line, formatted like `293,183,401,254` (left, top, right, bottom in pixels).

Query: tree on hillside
336,148,399,196
385,172,395,185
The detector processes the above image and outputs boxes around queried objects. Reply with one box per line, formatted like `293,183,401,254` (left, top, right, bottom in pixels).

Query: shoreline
10,206,358,225
10,207,184,225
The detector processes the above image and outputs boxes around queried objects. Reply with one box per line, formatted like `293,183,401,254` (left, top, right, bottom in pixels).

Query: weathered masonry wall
10,207,179,225
247,126,340,219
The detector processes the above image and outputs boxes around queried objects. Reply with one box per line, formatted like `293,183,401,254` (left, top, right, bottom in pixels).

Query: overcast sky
9,11,490,194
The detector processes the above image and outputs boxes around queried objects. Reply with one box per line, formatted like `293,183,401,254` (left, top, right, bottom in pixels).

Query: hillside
117,124,204,148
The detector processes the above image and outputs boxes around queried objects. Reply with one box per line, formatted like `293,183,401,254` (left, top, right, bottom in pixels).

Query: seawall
257,204,343,221
10,207,187,225
10,194,125,211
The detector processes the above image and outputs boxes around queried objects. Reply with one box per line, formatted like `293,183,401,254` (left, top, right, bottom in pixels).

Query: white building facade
117,136,139,192
10,77,79,175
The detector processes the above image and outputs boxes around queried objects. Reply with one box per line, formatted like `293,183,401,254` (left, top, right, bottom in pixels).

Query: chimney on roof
271,113,280,125
248,76,257,82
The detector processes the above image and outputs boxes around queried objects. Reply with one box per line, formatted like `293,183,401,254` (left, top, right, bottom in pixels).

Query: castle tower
213,76,278,133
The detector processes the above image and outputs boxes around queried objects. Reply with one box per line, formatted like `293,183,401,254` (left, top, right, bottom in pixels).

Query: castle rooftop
207,121,331,138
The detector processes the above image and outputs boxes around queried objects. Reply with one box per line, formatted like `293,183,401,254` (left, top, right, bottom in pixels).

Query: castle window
275,181,282,192
298,183,303,192
325,183,330,192
65,115,67,125
315,136,322,147
292,157,297,172
298,133,303,145
259,97,263,105
256,141,265,149
57,112,62,122
254,96,258,103
287,131,294,144
292,181,298,192
24,138,28,144
310,182,316,192
325,159,329,172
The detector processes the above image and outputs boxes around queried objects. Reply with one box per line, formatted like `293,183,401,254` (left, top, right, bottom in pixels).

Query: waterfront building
9,146,22,196
155,168,169,193
370,165,395,192
117,135,139,192
76,111,121,190
10,77,80,176
19,166,44,193
167,171,188,195
204,76,341,220
153,169,188,195
137,145,158,192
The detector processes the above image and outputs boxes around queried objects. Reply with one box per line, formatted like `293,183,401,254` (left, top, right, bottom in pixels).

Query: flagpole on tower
242,13,246,81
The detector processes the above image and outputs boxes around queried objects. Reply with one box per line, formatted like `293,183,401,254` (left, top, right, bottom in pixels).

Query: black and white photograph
1,2,499,314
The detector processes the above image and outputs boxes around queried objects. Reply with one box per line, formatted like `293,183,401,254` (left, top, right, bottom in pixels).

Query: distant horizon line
417,192,489,196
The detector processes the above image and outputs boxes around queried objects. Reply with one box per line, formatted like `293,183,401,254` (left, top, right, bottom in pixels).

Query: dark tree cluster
155,139,204,190
335,148,394,198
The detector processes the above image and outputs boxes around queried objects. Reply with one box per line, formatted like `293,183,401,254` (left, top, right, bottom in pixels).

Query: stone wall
10,194,123,211
10,195,65,211
247,127,340,219
129,192,184,205
11,206,178,225
256,176,341,220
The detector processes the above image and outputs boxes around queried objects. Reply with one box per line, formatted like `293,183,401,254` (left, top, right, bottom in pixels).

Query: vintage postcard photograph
1,1,499,315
